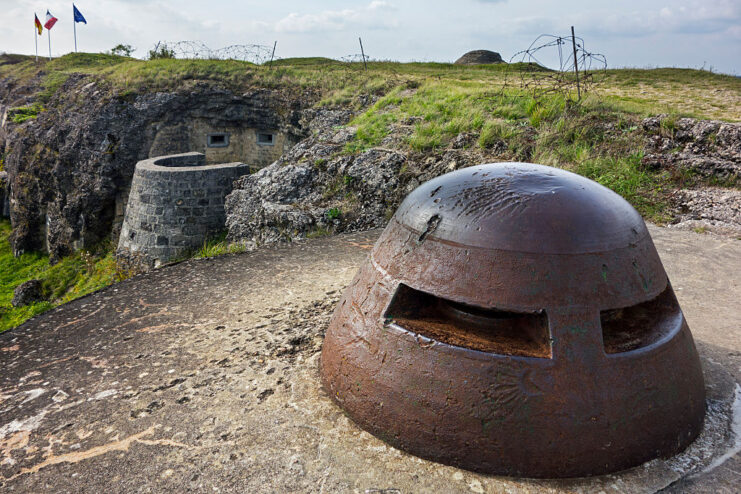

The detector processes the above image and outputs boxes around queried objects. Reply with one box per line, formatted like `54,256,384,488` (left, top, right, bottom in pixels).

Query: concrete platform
0,226,739,493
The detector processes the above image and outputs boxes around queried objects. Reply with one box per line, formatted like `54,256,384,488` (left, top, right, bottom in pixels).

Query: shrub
148,43,175,60
109,44,135,57
326,207,342,220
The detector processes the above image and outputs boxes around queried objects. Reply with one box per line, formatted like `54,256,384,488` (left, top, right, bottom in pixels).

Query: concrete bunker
454,50,505,65
117,152,248,267
149,123,299,170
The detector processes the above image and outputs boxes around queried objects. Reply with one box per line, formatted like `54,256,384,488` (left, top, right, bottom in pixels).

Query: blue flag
73,4,86,24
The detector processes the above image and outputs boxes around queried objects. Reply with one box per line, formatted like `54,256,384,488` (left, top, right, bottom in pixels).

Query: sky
1,0,740,74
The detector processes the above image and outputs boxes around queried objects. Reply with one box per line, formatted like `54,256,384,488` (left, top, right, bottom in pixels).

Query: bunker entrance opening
384,284,551,358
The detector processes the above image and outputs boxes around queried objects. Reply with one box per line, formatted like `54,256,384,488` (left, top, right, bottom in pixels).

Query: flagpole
48,26,51,60
34,17,38,63
73,4,77,52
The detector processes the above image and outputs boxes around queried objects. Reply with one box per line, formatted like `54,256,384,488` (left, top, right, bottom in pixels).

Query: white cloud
496,0,741,39
275,2,399,33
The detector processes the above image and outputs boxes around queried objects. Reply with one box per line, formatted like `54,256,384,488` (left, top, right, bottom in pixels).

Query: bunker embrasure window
207,133,229,148
601,286,681,354
384,284,551,358
257,132,275,145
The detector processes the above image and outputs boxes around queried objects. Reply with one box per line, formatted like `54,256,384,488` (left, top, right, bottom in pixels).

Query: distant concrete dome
454,50,504,65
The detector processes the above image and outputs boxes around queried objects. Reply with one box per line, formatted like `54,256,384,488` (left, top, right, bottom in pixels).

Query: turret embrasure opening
601,286,682,354
384,283,551,358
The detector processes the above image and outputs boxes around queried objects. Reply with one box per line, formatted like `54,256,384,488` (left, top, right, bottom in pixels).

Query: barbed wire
502,32,607,101
340,54,370,64
149,41,379,68
151,41,276,65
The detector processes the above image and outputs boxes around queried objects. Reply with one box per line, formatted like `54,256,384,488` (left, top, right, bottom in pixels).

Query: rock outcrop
669,188,741,236
642,116,740,235
11,279,43,307
225,109,407,246
642,116,740,180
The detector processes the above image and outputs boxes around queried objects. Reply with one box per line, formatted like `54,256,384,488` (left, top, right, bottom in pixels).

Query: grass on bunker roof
2,52,738,119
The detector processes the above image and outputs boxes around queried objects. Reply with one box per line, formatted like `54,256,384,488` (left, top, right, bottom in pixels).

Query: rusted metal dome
320,162,706,478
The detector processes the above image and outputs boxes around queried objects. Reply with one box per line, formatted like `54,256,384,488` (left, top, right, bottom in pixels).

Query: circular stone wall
117,152,249,267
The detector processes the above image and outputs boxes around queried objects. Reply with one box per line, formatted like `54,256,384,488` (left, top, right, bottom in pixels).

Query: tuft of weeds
325,207,342,220
659,113,680,137
306,226,332,238
38,72,71,103
574,153,668,220
193,233,248,259
479,119,519,149
8,102,44,123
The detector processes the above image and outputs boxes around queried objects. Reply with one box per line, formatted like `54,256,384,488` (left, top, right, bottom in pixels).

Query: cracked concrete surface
0,227,739,493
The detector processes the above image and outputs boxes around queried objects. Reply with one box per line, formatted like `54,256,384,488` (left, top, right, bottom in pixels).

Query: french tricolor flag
44,10,58,30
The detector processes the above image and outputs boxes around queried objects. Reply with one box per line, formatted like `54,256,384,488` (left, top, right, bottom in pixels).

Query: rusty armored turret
320,163,705,478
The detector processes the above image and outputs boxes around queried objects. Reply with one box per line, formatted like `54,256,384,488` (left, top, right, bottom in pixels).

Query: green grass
269,57,343,67
7,102,44,123
341,78,713,220
2,52,738,117
0,220,128,332
191,233,247,258
306,226,332,238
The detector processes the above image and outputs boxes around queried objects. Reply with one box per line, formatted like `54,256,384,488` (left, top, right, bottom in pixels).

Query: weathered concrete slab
0,227,739,493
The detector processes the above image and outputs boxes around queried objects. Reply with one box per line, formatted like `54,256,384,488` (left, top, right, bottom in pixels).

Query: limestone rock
669,187,741,236
11,279,43,307
225,109,406,246
0,170,9,218
642,116,741,181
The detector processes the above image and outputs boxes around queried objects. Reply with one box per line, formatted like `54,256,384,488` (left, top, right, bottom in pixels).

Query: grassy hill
0,53,738,331
2,53,739,119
